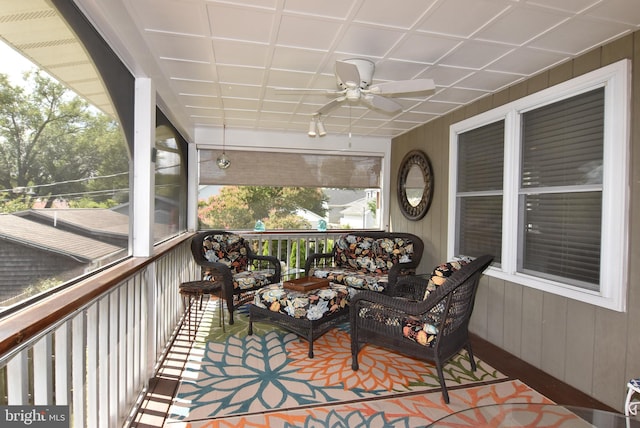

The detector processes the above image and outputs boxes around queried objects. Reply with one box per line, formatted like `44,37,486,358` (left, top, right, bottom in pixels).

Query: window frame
448,59,630,312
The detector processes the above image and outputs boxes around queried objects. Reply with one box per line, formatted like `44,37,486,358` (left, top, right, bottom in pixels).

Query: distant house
295,208,326,230
0,212,127,305
323,189,366,228
339,197,376,229
16,208,129,247
322,189,379,229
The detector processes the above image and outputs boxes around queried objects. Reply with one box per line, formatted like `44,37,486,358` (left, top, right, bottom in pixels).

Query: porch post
187,143,198,231
132,77,155,257
133,77,158,383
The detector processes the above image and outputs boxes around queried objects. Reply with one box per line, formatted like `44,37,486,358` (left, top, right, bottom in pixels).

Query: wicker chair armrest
350,290,435,316
195,260,234,295
304,252,334,274
385,275,429,299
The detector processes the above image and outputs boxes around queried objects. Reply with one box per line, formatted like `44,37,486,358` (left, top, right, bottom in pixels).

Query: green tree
199,186,327,230
0,71,128,211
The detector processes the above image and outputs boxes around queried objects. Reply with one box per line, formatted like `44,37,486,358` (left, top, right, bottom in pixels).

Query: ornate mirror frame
397,150,434,221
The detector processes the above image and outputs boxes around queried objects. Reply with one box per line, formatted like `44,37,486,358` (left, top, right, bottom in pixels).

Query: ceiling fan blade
317,98,345,116
362,94,402,114
273,87,341,96
335,60,361,87
367,79,435,96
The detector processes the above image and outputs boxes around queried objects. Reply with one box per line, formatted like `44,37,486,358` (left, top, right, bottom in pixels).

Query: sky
0,39,38,85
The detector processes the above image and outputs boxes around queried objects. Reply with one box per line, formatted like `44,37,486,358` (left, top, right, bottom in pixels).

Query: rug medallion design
167,301,551,427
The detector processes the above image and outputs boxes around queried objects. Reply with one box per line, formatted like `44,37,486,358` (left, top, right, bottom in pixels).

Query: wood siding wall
0,242,85,300
390,31,640,411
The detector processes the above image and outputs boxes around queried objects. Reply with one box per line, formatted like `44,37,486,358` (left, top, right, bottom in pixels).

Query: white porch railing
242,231,342,279
0,236,196,428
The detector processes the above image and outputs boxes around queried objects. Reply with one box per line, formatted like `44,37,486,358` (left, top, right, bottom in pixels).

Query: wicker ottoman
248,283,351,358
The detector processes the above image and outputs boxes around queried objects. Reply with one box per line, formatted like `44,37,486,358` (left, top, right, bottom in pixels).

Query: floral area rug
166,300,552,427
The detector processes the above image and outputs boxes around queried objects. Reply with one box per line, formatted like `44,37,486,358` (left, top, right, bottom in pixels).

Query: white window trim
448,59,631,312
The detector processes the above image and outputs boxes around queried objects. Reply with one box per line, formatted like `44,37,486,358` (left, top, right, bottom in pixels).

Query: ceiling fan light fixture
317,118,326,137
308,118,317,137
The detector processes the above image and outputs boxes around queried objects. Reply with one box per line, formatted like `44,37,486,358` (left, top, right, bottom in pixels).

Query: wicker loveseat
304,231,424,293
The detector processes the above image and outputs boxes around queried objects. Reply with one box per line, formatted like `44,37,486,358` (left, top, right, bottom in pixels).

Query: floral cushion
421,257,472,300
253,283,351,320
233,270,276,291
402,257,473,347
333,234,414,274
311,234,415,292
199,233,276,290
201,233,249,274
309,268,388,292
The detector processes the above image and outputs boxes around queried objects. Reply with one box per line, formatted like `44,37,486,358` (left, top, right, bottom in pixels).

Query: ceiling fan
276,58,436,118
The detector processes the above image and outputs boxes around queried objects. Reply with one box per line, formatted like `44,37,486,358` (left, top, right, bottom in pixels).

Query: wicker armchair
190,231,281,325
350,254,494,403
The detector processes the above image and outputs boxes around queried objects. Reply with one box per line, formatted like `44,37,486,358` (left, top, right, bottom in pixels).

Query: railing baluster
109,290,120,425
55,321,70,406
71,313,86,428
86,304,98,428
33,335,52,404
6,349,28,404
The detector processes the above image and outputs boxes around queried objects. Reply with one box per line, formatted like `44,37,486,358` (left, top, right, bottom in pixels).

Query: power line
0,171,129,193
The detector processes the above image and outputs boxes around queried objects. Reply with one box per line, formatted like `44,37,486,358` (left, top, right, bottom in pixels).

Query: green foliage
198,186,326,230
69,197,119,208
0,71,129,213
0,192,32,213
23,277,63,299
367,199,377,216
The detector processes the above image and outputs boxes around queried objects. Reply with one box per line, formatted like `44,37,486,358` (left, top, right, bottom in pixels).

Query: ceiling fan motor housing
337,58,375,90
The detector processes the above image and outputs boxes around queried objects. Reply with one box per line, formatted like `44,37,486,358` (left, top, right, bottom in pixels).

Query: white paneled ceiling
3,0,640,140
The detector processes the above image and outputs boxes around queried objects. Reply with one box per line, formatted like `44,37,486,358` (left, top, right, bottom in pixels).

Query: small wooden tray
283,277,330,292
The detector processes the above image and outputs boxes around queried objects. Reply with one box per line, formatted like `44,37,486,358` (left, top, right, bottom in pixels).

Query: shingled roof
17,208,129,237
0,214,124,262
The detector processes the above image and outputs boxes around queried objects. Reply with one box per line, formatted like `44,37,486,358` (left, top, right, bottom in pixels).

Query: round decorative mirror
397,150,434,220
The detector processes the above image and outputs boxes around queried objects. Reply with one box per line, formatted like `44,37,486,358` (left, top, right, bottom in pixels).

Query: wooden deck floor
129,305,617,427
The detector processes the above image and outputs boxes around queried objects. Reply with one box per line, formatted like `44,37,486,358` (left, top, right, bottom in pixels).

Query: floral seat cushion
309,268,388,292
309,234,416,292
233,270,277,291
253,283,351,320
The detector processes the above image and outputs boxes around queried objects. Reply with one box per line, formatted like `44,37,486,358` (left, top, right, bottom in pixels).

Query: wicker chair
350,254,494,403
190,231,281,325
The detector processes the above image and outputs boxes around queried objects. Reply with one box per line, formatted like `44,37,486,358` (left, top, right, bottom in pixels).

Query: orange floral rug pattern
168,302,552,427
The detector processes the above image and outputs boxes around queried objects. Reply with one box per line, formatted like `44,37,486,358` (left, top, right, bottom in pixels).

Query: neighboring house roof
0,214,124,262
340,198,368,216
295,208,325,222
324,189,366,224
18,208,129,237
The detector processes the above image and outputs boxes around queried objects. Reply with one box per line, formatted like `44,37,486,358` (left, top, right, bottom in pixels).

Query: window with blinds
449,59,630,311
456,121,504,263
519,88,604,289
